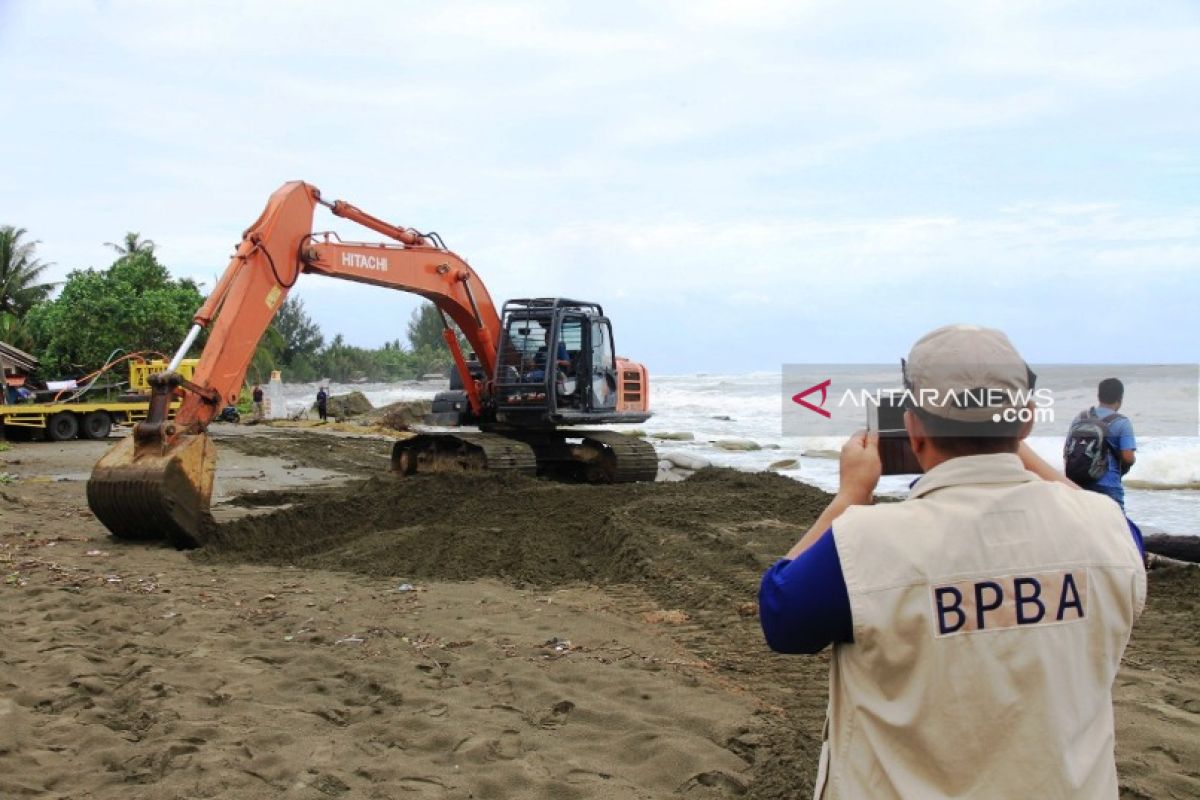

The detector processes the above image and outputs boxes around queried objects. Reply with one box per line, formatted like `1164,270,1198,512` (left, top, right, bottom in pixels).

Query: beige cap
904,324,1032,423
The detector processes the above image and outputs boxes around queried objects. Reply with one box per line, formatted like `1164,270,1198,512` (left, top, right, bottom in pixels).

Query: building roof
0,341,40,373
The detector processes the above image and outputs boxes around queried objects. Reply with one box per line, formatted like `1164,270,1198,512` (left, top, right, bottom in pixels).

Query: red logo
792,379,832,418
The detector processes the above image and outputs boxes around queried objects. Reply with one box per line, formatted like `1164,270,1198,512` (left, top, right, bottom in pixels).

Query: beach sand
0,426,1196,799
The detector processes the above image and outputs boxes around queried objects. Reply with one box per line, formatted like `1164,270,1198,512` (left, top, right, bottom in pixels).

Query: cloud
0,1,1196,369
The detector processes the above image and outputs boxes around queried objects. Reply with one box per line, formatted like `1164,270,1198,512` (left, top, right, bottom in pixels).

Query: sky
1,0,1197,374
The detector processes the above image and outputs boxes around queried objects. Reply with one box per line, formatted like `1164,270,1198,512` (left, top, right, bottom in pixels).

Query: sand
0,425,1197,799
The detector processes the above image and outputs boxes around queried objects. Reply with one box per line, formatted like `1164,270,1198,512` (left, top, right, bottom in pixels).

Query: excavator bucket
86,432,217,549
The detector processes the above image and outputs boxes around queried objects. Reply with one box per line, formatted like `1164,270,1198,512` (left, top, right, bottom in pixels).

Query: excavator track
391,429,657,484
496,429,659,484
391,432,537,477
572,430,660,483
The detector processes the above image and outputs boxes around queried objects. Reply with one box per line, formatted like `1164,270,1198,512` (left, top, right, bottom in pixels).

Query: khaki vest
819,454,1146,799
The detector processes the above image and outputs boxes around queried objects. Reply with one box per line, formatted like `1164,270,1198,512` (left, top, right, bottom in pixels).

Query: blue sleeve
759,528,853,654
1111,417,1136,451
557,341,569,360
1126,517,1145,558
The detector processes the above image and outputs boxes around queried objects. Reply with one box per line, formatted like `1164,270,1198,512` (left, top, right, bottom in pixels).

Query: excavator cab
490,299,643,426
410,297,655,484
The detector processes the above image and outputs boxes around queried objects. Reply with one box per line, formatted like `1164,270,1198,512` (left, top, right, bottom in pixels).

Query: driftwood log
1143,534,1200,565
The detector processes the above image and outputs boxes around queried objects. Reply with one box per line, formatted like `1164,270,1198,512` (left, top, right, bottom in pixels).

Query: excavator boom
88,182,505,547
173,182,501,427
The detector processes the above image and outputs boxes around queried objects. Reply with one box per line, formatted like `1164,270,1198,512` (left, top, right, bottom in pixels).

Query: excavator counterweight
86,182,653,548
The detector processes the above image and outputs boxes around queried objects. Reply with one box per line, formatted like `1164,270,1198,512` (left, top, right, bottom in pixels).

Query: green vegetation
241,297,460,384
0,226,56,351
2,226,461,385
407,301,466,353
274,296,324,367
25,250,205,375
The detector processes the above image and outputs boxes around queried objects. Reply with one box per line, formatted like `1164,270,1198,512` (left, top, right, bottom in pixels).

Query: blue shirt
759,519,1145,655
759,529,853,654
1092,407,1135,489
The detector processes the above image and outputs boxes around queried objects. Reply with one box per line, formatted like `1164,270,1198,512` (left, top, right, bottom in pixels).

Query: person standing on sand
251,384,264,421
1064,378,1136,509
759,324,1146,799
316,386,328,422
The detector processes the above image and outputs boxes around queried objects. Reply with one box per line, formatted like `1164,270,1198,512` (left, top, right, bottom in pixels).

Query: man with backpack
1063,378,1137,508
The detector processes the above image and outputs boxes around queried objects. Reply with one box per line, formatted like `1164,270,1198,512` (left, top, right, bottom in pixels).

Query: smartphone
868,393,924,475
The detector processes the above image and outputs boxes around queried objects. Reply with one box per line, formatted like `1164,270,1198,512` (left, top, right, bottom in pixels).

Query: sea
276,372,1199,537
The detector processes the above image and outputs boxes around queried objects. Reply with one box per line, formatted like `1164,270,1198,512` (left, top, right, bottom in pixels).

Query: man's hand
839,429,881,503
782,430,879,560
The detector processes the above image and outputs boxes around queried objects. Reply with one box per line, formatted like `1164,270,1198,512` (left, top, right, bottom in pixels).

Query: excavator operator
524,323,569,378
525,324,576,404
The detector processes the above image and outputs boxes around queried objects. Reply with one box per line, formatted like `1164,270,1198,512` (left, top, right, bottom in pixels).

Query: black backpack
1063,408,1124,485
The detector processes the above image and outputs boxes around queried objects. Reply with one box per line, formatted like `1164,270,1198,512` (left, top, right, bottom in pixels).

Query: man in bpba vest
760,324,1146,799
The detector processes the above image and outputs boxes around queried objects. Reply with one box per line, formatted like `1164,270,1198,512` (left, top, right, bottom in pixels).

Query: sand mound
199,469,829,594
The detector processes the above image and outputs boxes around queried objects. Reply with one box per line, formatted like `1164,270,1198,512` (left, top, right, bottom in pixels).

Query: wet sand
0,425,1196,799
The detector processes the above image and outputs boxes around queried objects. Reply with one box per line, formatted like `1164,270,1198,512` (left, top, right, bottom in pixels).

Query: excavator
86,181,656,549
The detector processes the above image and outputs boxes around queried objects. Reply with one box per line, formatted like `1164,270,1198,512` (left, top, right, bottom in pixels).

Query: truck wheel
47,412,80,442
82,411,113,440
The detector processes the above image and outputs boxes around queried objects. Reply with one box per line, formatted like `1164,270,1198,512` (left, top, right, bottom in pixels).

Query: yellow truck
0,359,198,441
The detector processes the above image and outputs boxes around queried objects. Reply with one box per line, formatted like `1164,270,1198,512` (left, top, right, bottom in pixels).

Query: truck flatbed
1,399,182,441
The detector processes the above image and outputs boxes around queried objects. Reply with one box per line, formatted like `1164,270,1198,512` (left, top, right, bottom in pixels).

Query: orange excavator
86,181,655,549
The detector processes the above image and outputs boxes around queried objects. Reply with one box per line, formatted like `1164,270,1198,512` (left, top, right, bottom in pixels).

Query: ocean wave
1124,443,1200,490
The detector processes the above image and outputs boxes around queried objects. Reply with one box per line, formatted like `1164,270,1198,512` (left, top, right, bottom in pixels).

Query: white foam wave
1027,436,1199,491
1123,442,1200,490
799,436,848,459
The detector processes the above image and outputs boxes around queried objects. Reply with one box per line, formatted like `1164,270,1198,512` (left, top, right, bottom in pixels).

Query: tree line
0,226,461,386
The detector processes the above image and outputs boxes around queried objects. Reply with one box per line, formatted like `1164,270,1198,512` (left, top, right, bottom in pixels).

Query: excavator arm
175,181,500,427
297,237,498,416
87,181,505,547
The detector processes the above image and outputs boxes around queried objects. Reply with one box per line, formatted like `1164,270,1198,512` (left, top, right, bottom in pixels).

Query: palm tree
105,231,156,258
0,225,55,318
